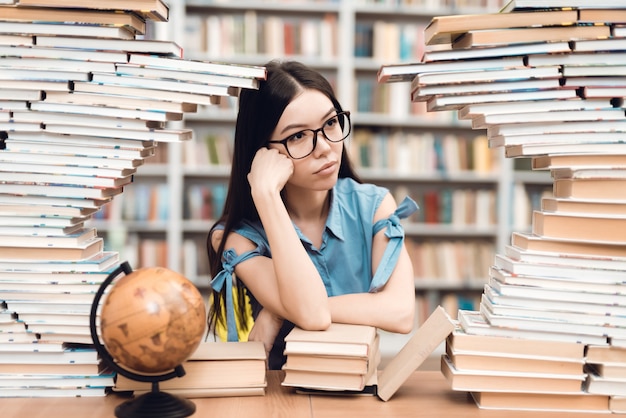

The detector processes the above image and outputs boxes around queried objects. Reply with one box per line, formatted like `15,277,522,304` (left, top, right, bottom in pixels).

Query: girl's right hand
248,147,294,196
248,308,284,357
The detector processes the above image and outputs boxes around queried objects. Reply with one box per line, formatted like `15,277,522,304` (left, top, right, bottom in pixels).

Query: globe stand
114,381,196,418
90,262,196,418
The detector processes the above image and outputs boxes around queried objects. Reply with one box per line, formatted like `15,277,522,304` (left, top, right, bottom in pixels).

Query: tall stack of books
379,0,626,412
0,0,266,397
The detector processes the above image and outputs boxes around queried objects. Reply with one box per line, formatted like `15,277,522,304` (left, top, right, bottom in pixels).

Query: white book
0,251,119,273
481,302,626,339
458,309,608,346
495,254,626,284
0,21,134,39
458,98,611,120
489,276,626,308
89,72,238,98
483,290,626,328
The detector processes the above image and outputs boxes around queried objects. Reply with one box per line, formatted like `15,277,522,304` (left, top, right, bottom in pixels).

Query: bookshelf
90,0,552,327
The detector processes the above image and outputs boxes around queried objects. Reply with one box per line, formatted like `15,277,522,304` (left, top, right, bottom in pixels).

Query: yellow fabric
213,286,254,342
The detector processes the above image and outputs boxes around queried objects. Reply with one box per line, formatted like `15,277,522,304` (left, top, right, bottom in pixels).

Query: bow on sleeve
210,248,260,342
369,196,419,292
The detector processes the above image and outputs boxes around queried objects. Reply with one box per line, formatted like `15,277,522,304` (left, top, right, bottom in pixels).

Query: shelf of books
174,0,513,317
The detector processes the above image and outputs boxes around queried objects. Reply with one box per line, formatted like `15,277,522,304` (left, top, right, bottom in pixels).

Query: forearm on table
328,287,415,333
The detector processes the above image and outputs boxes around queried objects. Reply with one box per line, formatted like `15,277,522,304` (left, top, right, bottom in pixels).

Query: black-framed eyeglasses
268,111,351,159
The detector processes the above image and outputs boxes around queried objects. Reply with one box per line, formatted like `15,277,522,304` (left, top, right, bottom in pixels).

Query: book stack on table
113,341,268,398
281,323,381,393
0,0,267,397
378,0,626,413
442,321,610,413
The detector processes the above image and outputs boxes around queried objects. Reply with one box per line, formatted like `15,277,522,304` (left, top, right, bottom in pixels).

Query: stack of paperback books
379,0,626,412
281,306,456,401
0,0,266,397
282,323,381,392
113,341,268,398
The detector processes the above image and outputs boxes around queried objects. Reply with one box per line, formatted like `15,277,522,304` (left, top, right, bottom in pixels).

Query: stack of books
113,341,268,398
282,323,381,392
585,344,626,413
378,0,626,412
442,325,610,413
281,306,456,401
0,0,266,397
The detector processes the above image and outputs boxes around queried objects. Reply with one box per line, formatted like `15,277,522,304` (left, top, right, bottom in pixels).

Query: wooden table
1,371,599,417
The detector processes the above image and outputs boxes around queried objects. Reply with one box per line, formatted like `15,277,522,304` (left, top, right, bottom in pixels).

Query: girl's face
269,89,344,191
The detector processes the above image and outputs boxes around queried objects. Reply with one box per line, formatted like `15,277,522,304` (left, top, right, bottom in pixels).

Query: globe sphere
100,267,206,374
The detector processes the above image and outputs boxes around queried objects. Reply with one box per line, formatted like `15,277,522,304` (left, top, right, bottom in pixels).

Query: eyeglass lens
286,113,350,159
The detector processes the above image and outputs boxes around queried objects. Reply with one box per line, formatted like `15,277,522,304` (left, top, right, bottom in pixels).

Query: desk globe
90,262,206,418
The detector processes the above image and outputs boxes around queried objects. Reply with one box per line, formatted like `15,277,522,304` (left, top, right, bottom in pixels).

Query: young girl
207,60,418,370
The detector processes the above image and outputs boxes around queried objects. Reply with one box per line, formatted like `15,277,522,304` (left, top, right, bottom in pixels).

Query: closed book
441,355,586,394
284,323,377,358
480,302,626,340
510,231,626,258
0,373,114,389
282,334,380,392
47,89,199,113
457,309,608,346
589,363,626,380
0,237,104,261
501,0,626,12
453,24,610,49
490,264,626,296
14,0,170,21
542,197,626,218
423,9,578,45
586,346,626,364
447,328,585,360
504,244,626,271
283,353,369,375
114,341,267,394
0,344,99,364
495,252,626,282
446,339,584,375
127,54,267,79
35,36,182,57
378,57,526,83
0,21,134,39
0,251,119,273
488,276,626,313
532,211,626,244
471,391,609,412
586,371,626,396
281,364,377,392
377,305,455,401
0,7,146,34
532,153,626,170
553,177,626,200
506,142,626,158
0,183,123,201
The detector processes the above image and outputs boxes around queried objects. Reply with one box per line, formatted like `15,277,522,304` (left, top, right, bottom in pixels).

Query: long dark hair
207,60,361,336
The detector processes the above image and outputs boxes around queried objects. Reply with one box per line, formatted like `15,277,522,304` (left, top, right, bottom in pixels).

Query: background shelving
88,1,553,337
